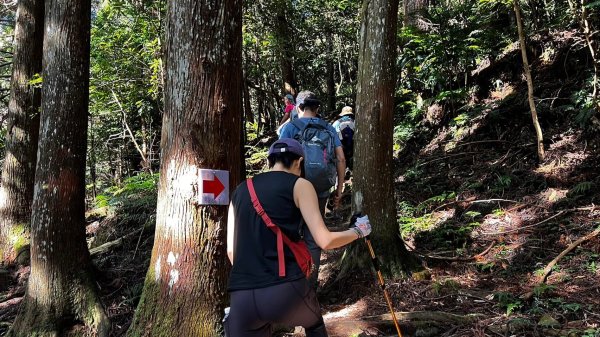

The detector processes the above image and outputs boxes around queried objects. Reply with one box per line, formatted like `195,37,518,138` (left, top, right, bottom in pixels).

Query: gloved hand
351,215,371,238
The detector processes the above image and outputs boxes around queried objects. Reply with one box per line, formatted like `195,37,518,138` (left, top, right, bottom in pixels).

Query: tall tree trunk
514,0,545,161
243,74,254,124
257,92,264,135
344,0,416,277
273,0,297,95
9,0,110,335
0,0,44,265
326,32,337,112
127,0,243,336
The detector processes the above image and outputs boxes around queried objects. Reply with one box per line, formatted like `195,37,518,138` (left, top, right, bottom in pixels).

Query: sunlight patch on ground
539,188,568,205
322,299,369,320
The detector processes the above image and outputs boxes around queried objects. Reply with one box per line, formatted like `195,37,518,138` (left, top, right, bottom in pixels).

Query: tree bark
0,0,43,265
345,0,416,277
580,0,599,110
9,0,110,335
326,32,337,112
403,0,428,29
273,0,297,95
126,0,243,336
514,0,545,161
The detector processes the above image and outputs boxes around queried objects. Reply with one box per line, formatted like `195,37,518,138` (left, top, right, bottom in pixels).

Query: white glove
352,215,371,238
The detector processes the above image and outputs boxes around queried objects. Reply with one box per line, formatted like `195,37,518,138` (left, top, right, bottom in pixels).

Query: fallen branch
366,311,484,324
522,225,600,300
89,228,143,257
455,140,512,147
418,240,496,262
417,152,479,167
433,198,519,212
480,211,566,236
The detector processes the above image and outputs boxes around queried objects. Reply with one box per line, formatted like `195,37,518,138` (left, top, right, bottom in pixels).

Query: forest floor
1,30,599,337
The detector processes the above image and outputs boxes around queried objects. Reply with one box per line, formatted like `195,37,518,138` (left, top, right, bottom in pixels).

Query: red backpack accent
246,178,313,278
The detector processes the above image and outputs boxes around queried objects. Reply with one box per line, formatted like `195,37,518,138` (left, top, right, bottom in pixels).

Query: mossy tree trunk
9,0,110,335
0,0,44,265
343,0,417,277
127,0,243,336
514,0,545,161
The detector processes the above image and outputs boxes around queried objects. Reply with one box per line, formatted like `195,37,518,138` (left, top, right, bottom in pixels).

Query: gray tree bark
8,0,110,335
0,0,43,265
127,0,243,336
346,0,416,277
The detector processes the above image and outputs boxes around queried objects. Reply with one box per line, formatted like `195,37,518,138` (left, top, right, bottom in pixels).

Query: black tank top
228,171,305,291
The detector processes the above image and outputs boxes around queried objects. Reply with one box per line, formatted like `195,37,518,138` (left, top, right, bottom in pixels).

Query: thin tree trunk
581,0,599,109
9,0,110,335
243,74,254,123
326,32,337,112
89,116,98,201
127,0,243,335
0,0,43,265
343,0,417,277
514,0,545,161
257,92,264,135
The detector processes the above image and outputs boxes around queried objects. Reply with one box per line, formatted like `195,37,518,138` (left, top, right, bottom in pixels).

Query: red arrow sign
203,175,225,199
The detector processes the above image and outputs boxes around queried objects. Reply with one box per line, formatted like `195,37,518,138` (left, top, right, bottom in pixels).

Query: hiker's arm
279,112,290,125
334,146,346,207
226,203,235,264
294,178,359,249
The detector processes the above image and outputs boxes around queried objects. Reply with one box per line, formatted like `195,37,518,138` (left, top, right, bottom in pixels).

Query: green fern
570,181,594,196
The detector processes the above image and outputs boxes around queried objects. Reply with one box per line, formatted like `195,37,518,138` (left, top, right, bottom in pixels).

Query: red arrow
203,175,225,199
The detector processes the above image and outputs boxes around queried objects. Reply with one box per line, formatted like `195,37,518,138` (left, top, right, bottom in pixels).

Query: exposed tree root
8,277,110,337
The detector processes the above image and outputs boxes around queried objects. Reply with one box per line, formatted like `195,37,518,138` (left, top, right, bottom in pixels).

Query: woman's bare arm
293,178,359,250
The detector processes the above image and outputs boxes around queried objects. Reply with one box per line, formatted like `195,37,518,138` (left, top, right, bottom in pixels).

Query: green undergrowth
88,173,158,247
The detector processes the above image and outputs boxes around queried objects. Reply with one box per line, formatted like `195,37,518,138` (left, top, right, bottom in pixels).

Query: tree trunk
344,0,417,277
273,0,297,95
514,0,545,161
580,0,599,109
126,0,243,336
0,0,43,265
243,75,254,123
326,32,337,112
403,0,428,29
9,0,110,335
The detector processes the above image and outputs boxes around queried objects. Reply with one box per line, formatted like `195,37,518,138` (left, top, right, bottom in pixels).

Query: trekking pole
352,214,403,337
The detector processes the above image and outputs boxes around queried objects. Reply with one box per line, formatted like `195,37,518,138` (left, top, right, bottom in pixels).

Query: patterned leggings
224,278,328,337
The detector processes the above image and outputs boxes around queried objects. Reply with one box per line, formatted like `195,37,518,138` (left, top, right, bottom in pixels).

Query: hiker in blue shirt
278,90,346,289
332,106,355,170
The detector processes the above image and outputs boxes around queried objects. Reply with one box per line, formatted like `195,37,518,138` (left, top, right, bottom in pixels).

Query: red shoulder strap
246,178,286,277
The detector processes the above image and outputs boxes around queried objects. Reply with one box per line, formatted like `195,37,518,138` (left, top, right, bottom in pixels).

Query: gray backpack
291,119,337,195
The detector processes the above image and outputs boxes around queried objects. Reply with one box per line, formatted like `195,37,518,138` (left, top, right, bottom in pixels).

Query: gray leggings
224,278,328,337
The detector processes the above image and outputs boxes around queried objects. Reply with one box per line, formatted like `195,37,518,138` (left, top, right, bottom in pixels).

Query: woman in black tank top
224,139,372,337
